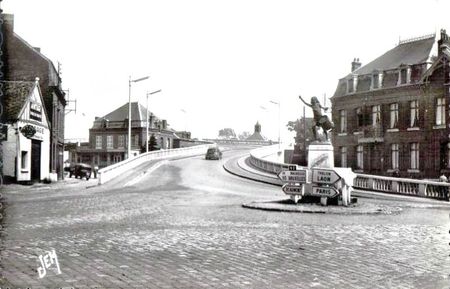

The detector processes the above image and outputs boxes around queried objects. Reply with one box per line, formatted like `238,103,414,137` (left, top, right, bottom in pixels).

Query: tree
148,134,159,151
218,128,236,139
238,131,251,140
286,118,315,145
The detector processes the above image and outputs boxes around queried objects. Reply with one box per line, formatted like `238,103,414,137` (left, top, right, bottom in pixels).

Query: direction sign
310,186,339,198
312,169,340,184
278,169,308,183
282,183,304,195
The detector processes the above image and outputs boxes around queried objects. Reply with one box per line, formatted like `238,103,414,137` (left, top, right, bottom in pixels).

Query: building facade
2,79,51,182
2,14,66,180
331,30,450,179
73,102,183,168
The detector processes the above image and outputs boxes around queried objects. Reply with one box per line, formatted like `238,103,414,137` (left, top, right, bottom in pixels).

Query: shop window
436,97,445,126
356,145,364,169
339,110,347,133
410,143,419,170
21,151,28,169
389,103,398,129
410,100,419,127
391,144,399,170
340,147,347,167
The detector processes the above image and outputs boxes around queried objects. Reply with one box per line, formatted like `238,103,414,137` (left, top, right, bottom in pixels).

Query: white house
2,78,51,182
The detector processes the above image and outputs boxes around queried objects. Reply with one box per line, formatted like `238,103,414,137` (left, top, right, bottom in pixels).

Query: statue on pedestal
299,95,334,142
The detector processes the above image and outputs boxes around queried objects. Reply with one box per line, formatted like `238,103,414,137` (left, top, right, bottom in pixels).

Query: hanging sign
21,125,37,138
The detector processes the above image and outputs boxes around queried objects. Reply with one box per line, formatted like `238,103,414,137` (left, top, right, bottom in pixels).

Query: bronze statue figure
299,95,334,142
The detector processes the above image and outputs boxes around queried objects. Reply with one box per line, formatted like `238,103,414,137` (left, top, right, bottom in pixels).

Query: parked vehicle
68,163,92,180
205,147,222,160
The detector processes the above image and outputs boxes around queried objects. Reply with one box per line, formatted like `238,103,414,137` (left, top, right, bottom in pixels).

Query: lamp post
128,75,149,159
180,109,187,132
146,89,162,152
269,100,281,153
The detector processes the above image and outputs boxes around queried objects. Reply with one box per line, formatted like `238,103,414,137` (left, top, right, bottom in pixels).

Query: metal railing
98,144,211,185
249,145,450,201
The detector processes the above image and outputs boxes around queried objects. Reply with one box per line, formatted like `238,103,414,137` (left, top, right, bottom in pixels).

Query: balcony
357,124,384,143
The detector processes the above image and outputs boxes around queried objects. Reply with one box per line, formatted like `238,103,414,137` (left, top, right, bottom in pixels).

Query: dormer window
398,66,411,85
371,71,382,90
347,75,358,93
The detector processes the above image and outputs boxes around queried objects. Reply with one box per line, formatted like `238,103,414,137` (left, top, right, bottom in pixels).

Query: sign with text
312,169,340,184
311,186,339,198
282,183,304,195
278,169,308,183
30,102,42,122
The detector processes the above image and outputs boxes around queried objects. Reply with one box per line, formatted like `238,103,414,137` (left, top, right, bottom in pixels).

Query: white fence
249,145,450,201
98,144,211,185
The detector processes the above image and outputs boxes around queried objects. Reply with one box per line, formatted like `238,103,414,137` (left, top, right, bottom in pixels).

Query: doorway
31,140,41,181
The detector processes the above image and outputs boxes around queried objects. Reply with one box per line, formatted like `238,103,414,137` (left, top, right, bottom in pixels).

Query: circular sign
21,125,37,138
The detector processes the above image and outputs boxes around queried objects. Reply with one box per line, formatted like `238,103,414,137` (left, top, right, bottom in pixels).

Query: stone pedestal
307,142,334,169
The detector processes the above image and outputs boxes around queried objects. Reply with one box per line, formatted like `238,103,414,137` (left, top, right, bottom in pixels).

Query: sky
3,0,449,144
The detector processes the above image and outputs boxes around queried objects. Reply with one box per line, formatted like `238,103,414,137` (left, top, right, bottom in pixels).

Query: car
68,163,92,180
205,147,222,160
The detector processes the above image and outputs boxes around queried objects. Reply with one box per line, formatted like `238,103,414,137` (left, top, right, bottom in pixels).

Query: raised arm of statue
298,95,312,108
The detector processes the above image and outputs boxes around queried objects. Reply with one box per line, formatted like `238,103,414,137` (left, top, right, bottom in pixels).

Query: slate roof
2,80,35,121
246,132,267,141
352,35,436,75
102,102,155,122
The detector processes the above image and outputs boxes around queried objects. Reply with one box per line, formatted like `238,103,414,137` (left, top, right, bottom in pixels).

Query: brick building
2,14,66,180
331,30,450,179
73,102,184,168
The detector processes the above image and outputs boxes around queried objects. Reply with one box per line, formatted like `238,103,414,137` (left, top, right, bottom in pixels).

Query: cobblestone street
1,150,450,288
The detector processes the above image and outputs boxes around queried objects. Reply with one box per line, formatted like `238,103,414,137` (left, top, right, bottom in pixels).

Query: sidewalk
223,153,450,207
1,174,99,194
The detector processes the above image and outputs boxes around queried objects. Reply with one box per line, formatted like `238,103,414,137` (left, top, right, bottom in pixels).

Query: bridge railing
249,145,295,174
249,145,450,201
98,144,211,185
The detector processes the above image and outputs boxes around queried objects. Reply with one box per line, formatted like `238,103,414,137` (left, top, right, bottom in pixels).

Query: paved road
1,147,450,288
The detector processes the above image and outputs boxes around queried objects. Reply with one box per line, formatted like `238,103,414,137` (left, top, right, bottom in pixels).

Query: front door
31,140,41,181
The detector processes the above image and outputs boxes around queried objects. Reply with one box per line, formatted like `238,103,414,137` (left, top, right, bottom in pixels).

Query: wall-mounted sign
21,124,37,138
30,102,42,122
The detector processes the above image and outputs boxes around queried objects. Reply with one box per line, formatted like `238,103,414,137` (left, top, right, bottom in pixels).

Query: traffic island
242,199,402,215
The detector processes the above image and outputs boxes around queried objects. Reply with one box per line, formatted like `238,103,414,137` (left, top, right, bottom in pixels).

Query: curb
242,200,403,215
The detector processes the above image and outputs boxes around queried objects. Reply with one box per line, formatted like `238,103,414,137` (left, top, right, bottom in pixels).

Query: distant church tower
254,121,261,133
246,121,266,141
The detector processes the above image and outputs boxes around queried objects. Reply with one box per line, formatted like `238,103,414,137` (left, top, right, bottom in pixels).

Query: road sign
282,183,304,195
312,169,340,184
311,186,339,198
278,169,308,183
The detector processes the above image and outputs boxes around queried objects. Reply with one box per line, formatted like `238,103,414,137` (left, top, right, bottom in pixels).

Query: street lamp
128,75,149,159
269,100,281,153
146,89,162,152
180,109,187,132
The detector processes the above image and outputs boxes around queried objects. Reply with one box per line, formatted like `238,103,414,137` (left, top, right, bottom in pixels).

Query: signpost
312,169,340,184
277,169,308,183
311,186,339,198
282,183,304,195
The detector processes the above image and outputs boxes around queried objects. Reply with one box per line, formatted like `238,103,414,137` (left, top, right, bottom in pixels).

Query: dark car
205,147,222,160
68,163,92,180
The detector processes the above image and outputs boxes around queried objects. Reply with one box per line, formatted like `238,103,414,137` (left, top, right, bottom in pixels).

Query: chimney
162,119,167,130
438,29,450,56
33,47,41,53
351,58,362,72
